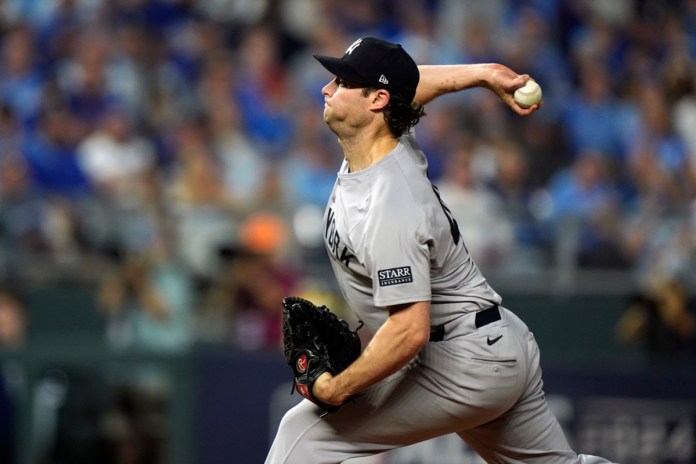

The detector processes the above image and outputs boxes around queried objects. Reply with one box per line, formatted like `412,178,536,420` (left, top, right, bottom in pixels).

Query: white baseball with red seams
514,79,542,108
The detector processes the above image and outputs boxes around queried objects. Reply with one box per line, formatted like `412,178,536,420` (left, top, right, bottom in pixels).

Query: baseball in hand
514,80,542,108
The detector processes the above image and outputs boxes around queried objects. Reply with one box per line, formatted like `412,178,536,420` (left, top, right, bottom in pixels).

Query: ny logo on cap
346,38,362,55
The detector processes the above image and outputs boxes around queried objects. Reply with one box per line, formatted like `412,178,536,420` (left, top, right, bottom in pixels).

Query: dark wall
3,286,694,464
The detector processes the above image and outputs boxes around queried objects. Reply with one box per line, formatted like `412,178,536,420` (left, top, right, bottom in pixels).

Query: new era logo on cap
313,37,419,102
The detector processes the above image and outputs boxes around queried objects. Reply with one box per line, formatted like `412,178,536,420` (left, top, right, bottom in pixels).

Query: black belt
429,305,501,342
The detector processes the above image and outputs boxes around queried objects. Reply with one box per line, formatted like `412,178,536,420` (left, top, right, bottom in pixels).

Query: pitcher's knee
278,400,322,436
267,401,326,463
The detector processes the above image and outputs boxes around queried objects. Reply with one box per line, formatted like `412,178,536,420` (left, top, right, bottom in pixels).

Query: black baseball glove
282,296,362,413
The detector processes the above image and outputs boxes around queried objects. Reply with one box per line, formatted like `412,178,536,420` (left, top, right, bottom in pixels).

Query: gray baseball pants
266,307,614,463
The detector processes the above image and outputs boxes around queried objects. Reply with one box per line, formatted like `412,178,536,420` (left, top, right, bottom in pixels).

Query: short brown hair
362,88,426,137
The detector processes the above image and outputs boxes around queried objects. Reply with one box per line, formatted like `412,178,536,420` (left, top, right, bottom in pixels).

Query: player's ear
368,89,390,111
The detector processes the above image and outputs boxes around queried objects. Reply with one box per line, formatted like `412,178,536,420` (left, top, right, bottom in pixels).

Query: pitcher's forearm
415,63,502,105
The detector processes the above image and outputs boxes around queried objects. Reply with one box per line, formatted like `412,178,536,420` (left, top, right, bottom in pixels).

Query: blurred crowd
0,0,695,353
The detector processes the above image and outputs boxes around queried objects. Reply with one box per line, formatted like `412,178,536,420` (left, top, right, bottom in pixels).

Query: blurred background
0,0,694,463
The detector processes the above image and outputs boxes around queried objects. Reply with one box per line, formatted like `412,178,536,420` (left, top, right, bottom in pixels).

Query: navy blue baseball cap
313,37,420,102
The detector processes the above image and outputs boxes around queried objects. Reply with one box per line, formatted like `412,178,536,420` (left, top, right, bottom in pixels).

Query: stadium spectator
96,244,193,353
0,284,27,464
20,105,90,198
76,104,157,204
0,104,24,159
545,149,627,269
436,136,516,269
164,115,245,282
0,285,27,351
235,24,295,159
616,278,696,364
282,105,341,208
560,63,628,160
0,24,44,128
0,155,48,266
198,212,299,350
200,50,268,204
488,138,549,271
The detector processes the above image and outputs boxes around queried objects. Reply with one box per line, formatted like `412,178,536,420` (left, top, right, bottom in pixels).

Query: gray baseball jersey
324,132,501,335
266,133,614,464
